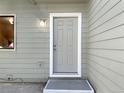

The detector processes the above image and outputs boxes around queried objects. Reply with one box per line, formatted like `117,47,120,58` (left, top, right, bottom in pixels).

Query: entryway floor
0,82,43,93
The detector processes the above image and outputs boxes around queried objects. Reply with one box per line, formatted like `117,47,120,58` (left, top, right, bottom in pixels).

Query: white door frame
50,13,82,77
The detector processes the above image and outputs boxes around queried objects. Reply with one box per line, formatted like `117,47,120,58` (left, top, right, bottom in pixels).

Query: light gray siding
87,0,124,93
0,0,87,82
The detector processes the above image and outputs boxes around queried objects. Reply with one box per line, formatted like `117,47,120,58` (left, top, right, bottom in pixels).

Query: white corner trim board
49,13,82,78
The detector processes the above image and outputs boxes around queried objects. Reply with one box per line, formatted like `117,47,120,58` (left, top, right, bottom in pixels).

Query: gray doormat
45,79,92,90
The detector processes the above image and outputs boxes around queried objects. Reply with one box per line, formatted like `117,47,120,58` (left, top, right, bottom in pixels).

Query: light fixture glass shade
40,19,46,27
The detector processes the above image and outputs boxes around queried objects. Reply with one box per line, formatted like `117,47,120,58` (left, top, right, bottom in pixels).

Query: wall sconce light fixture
40,19,47,27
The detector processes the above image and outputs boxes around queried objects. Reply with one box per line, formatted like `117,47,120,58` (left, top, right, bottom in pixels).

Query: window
0,14,16,51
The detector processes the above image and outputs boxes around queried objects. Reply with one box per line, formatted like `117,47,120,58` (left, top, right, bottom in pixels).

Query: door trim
50,13,82,77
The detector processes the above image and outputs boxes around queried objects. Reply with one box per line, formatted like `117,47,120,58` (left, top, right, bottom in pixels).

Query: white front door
50,13,82,77
53,17,78,73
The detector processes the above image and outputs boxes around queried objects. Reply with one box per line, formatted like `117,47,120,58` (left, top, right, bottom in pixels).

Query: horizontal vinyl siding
0,0,87,82
88,0,124,93
0,0,49,82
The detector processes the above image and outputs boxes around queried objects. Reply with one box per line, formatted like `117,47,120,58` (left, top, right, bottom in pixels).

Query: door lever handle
53,45,56,50
53,48,56,50
53,45,56,47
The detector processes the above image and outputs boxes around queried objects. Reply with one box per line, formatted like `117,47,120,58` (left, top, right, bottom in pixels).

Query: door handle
53,47,56,50
53,45,56,50
53,45,56,47
53,48,56,50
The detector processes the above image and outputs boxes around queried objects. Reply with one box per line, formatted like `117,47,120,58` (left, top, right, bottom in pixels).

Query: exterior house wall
87,0,124,92
0,0,87,82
